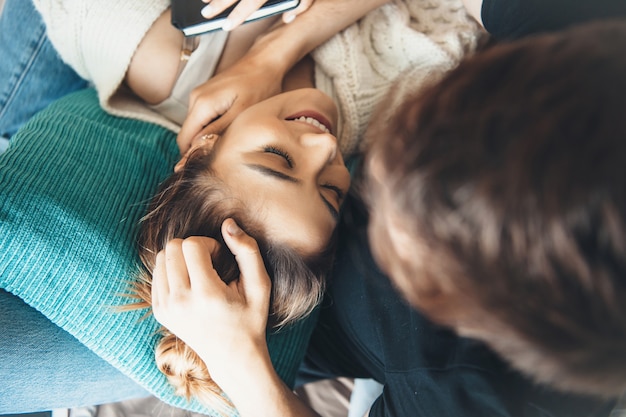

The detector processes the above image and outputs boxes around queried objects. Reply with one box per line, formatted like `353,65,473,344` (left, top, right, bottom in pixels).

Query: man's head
366,20,626,396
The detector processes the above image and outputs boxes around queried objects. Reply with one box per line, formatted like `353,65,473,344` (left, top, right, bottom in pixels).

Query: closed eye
263,145,293,168
322,183,345,201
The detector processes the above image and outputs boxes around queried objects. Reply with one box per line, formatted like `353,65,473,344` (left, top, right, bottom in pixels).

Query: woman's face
206,89,351,255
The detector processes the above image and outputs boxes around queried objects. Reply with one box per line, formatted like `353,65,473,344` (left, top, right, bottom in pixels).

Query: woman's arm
125,9,184,105
33,0,170,101
124,0,323,105
151,220,321,417
245,0,390,76
177,0,391,150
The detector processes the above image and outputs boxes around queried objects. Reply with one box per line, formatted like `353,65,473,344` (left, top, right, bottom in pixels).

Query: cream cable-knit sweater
314,0,479,155
34,0,479,156
34,0,179,131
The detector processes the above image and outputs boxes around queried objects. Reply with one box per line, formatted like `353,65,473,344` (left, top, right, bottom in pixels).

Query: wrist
205,343,287,415
199,337,272,391
246,27,305,75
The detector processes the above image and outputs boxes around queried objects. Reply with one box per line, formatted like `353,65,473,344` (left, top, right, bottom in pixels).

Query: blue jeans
0,0,88,145
0,290,150,413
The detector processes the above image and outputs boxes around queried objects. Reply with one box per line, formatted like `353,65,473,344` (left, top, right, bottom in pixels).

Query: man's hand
151,219,272,382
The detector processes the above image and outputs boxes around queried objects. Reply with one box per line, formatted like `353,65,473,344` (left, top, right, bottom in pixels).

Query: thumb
282,0,313,23
178,91,236,152
221,219,271,301
203,107,237,136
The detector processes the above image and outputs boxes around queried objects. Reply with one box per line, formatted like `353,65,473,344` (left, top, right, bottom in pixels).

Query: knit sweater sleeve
33,0,171,123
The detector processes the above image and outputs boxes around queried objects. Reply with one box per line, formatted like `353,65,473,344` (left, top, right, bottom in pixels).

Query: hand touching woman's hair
129,146,336,410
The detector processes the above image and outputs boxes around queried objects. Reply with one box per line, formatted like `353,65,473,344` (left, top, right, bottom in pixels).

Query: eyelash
264,145,344,201
322,183,345,201
264,145,293,168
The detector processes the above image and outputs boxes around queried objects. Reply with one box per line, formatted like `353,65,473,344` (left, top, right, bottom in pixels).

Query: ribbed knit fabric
32,0,181,133
0,89,316,416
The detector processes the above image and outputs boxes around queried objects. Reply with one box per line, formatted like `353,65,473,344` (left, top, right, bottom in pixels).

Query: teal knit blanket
0,89,315,416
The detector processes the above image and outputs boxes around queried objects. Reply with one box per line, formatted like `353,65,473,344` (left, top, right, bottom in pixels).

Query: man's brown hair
367,20,626,397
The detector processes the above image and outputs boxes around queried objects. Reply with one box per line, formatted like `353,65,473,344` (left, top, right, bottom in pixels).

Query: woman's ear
174,133,219,172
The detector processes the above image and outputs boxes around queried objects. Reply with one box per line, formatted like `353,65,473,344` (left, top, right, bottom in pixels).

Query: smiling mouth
286,111,333,134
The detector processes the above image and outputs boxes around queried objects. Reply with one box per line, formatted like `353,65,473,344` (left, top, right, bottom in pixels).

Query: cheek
265,205,334,256
368,222,421,310
368,206,433,308
367,211,393,274
384,207,425,274
366,172,436,300
368,210,412,285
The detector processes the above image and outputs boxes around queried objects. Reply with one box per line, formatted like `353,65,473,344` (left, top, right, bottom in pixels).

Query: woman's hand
177,52,284,152
200,0,315,31
150,219,272,382
177,0,389,153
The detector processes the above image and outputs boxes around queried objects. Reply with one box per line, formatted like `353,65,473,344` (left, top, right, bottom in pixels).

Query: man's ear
174,133,219,173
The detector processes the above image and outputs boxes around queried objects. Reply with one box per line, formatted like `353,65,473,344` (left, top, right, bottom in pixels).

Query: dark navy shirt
481,0,626,39
299,196,614,417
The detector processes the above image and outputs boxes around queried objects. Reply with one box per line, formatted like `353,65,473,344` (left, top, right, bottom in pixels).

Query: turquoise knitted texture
0,89,316,416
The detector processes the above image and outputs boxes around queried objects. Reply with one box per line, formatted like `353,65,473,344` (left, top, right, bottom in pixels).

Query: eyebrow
244,164,339,221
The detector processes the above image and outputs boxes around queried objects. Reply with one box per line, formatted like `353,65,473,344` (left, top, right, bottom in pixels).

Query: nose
300,132,341,169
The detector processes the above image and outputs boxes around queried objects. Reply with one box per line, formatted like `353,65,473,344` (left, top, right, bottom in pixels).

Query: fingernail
283,13,296,24
227,220,242,236
201,4,214,18
221,19,233,31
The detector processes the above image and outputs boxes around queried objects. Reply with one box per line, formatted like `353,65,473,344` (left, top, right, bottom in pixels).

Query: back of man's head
367,20,626,397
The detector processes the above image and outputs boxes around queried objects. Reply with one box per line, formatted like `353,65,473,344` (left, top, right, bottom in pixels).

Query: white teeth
295,116,330,133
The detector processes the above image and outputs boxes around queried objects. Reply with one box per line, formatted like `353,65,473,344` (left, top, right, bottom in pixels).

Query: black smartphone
171,0,300,36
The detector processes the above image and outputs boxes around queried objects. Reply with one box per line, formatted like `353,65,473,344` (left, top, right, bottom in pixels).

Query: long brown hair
366,21,626,397
131,145,336,409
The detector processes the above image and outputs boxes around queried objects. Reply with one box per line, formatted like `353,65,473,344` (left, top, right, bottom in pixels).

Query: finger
199,0,237,18
164,239,191,295
151,250,168,308
222,0,267,31
177,113,226,155
181,236,223,292
203,101,246,135
177,120,203,155
178,91,236,152
203,110,234,135
282,0,313,23
221,219,271,299
178,107,217,153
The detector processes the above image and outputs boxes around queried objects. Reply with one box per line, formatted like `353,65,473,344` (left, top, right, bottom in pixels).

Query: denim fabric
0,0,88,143
0,290,150,414
0,136,8,153
0,3,145,409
